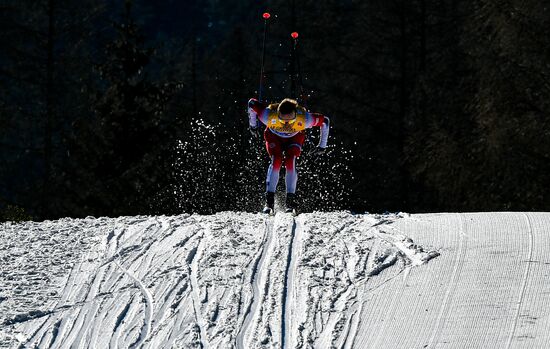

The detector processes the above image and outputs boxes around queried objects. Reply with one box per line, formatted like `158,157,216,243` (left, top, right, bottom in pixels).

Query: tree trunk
44,0,55,217
399,0,409,207
420,0,426,72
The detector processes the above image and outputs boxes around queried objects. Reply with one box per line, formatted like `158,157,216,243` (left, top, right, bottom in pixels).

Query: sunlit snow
2,212,549,348
0,212,438,348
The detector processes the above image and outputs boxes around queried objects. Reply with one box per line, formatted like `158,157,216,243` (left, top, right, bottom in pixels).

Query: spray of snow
171,117,355,213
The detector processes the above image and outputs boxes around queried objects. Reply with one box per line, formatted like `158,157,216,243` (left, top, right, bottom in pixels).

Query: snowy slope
0,212,548,348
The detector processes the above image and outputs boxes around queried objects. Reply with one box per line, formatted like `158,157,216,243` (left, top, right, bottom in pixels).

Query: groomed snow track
1,212,549,348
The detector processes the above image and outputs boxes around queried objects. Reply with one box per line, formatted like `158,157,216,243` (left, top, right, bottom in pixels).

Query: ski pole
290,31,301,101
259,12,271,102
291,31,311,149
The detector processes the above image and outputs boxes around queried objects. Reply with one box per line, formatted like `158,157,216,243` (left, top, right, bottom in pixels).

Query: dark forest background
1,0,550,221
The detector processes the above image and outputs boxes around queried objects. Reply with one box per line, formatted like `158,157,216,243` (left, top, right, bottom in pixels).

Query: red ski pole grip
263,12,271,20
291,32,299,39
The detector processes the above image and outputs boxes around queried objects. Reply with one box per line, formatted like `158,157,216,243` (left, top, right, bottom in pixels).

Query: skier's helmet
278,98,298,119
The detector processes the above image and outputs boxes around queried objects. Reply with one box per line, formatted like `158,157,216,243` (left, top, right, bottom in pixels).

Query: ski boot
285,193,297,215
262,191,275,215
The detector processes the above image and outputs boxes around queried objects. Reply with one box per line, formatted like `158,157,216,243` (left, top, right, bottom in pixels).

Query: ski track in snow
1,212,447,348
282,216,298,349
427,213,468,348
189,230,208,349
112,259,153,349
505,213,534,349
236,218,272,349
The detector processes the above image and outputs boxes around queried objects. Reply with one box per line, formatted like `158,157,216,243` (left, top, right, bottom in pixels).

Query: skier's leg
264,129,283,194
284,153,298,194
266,154,283,193
264,191,275,213
283,133,305,212
284,133,305,194
284,144,303,211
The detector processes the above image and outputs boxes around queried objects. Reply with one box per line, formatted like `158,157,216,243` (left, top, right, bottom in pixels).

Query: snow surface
0,212,548,348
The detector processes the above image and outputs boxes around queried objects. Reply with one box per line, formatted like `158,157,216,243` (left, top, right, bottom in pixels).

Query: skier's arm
248,98,269,127
319,116,330,148
306,112,330,148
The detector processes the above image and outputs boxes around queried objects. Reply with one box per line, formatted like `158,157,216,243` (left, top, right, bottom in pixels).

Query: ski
285,208,297,216
261,207,275,215
260,207,296,216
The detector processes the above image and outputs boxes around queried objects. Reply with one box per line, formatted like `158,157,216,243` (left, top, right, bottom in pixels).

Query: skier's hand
309,146,326,157
249,126,261,139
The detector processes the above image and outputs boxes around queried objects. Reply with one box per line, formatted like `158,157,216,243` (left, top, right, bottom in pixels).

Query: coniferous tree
64,1,176,217
404,0,478,211
0,0,104,219
4,0,550,218
462,0,550,209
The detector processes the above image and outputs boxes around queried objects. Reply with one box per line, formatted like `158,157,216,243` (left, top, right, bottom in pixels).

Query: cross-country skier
248,97,330,214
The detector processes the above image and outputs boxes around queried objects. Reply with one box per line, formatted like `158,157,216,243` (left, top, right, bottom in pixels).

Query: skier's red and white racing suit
248,98,330,194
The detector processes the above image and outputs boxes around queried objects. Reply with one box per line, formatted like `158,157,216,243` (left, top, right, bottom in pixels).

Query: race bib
266,108,306,133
